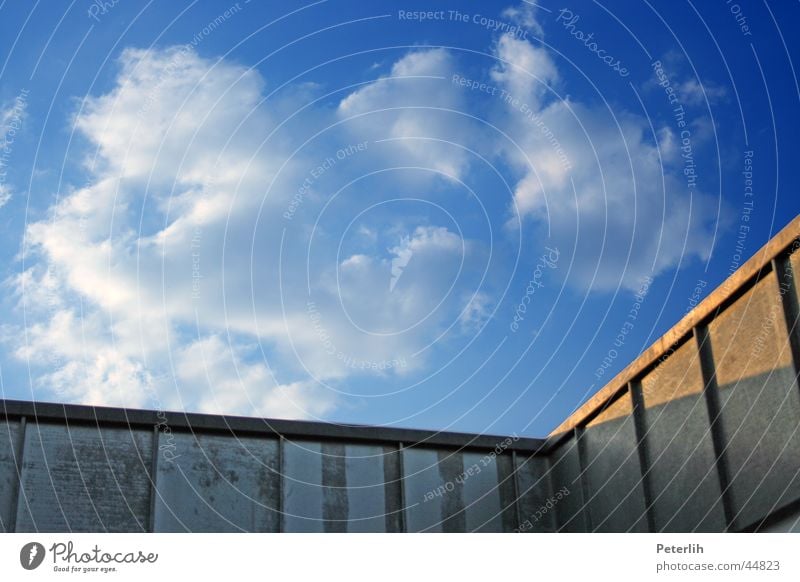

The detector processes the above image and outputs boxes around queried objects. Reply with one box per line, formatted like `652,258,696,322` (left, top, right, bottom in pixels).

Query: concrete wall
547,225,800,532
0,407,546,532
14,423,152,532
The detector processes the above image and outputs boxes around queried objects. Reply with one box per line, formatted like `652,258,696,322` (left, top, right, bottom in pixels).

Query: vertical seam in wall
630,381,657,532
147,425,159,532
543,453,557,532
695,325,736,531
278,435,285,533
397,442,406,533
8,415,27,533
511,450,522,531
575,426,592,532
321,442,348,533
773,254,800,385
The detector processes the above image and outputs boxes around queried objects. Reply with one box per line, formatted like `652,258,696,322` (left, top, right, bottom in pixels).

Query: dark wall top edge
0,398,547,454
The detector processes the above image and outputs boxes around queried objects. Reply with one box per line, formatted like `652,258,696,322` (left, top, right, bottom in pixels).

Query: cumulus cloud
0,184,11,210
459,291,493,332
11,45,486,416
337,225,463,326
8,11,721,418
677,78,728,107
645,52,727,108
491,32,716,291
338,49,471,180
293,224,473,379
501,2,545,37
175,335,335,419
12,47,331,415
491,34,558,112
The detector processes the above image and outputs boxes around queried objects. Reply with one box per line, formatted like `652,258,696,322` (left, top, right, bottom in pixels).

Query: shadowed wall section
548,217,800,532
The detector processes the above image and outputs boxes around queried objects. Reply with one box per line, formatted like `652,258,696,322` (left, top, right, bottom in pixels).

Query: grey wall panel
382,446,404,532
761,506,800,532
0,420,21,532
402,447,517,532
550,436,588,532
153,432,279,532
640,341,726,532
460,451,514,532
402,448,464,532
283,440,397,532
342,444,397,532
495,454,519,532
708,272,800,529
514,454,555,532
16,423,152,532
401,448,444,532
320,442,349,532
582,394,649,532
283,440,323,532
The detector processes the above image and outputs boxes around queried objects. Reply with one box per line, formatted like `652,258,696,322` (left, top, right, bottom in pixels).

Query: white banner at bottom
1,534,797,581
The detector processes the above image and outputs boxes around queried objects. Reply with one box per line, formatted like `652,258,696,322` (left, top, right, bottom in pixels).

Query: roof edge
0,398,547,454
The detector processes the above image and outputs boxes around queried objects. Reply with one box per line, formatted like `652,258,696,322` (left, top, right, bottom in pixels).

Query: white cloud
74,47,267,183
0,184,11,210
338,49,470,179
491,33,715,291
646,53,727,108
300,225,469,375
460,291,493,331
502,3,545,37
12,47,325,416
491,34,558,112
677,78,727,107
41,351,155,409
12,46,486,417
175,335,335,420
8,27,721,419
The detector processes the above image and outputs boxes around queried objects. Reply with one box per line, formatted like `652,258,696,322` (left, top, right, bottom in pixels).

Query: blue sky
0,1,798,437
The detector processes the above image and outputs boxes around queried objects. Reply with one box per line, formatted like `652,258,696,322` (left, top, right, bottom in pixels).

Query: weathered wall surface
0,405,546,532
547,220,800,532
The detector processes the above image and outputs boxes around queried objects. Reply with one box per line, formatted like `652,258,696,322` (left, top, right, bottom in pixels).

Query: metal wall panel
16,423,152,532
282,440,323,532
708,272,800,529
153,431,279,532
342,444,402,532
581,394,649,532
0,419,21,532
639,340,726,532
461,451,516,532
550,436,588,532
282,440,399,532
514,454,556,532
402,448,463,532
399,447,523,532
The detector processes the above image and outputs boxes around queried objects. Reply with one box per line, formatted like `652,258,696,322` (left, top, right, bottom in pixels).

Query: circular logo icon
20,542,46,570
